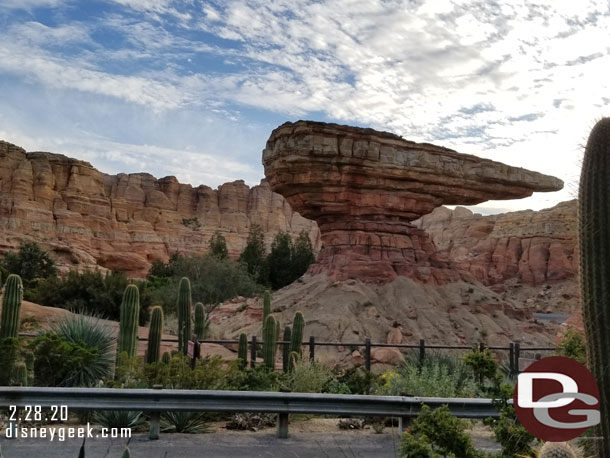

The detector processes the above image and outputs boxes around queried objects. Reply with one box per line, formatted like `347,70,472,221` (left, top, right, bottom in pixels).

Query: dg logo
514,356,601,441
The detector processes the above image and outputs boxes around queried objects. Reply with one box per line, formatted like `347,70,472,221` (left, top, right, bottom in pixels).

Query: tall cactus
118,284,140,358
579,117,610,457
194,302,206,340
262,290,271,332
290,311,304,356
0,274,23,339
15,362,28,387
177,277,192,355
237,333,248,369
146,306,164,364
263,315,277,370
282,326,292,372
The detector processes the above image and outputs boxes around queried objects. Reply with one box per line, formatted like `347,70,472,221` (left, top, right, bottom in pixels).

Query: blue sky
1,0,609,214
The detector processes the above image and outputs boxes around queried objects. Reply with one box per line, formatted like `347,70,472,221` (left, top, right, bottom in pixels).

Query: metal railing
0,387,503,439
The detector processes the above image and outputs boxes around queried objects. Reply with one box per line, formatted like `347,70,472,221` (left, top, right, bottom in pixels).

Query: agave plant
160,411,210,433
48,312,116,386
93,410,143,430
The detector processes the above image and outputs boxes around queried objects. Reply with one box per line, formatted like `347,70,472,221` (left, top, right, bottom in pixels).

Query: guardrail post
309,336,315,361
419,339,425,365
509,343,515,375
149,384,163,440
365,337,371,371
399,416,411,433
514,342,521,374
277,412,289,438
250,336,257,368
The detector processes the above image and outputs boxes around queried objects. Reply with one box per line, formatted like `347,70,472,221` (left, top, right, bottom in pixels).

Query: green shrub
1,242,57,282
555,328,586,365
400,405,484,458
239,223,267,284
0,337,32,386
208,231,228,259
334,365,382,395
233,365,287,392
287,356,333,393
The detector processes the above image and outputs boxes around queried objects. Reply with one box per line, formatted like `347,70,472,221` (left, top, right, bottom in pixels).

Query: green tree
266,231,294,290
239,224,266,282
1,242,57,282
209,231,229,259
291,230,315,279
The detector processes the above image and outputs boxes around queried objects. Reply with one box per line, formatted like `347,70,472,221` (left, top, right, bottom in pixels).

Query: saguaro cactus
237,333,248,369
263,315,277,370
177,277,192,355
194,302,206,340
290,311,304,356
579,117,610,457
146,306,164,364
0,274,23,339
118,284,140,358
262,290,271,332
162,352,171,364
282,326,292,372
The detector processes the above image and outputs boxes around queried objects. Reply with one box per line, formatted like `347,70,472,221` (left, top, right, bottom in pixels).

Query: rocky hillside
0,140,320,277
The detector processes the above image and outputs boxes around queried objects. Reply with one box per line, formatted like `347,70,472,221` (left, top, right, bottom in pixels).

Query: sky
1,0,608,215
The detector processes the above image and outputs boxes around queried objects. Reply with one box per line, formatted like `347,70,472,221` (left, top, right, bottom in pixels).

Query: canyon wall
0,140,320,277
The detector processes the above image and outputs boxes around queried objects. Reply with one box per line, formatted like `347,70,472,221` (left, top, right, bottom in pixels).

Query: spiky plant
579,117,610,457
237,333,248,369
177,277,192,355
193,302,208,340
160,411,210,433
93,410,143,430
0,274,23,338
263,315,277,370
146,306,164,364
118,285,140,359
121,446,132,458
289,311,304,356
50,312,116,386
537,442,579,458
282,326,292,373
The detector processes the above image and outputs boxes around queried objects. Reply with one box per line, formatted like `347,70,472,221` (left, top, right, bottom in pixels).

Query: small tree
291,230,315,279
239,224,266,282
266,231,294,290
209,231,229,259
1,242,57,282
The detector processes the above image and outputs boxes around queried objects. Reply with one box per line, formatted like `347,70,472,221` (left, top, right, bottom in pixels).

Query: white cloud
0,0,64,9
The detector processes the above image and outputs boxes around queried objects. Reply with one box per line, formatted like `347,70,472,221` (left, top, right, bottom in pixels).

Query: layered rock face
415,200,577,287
0,140,319,277
263,121,563,283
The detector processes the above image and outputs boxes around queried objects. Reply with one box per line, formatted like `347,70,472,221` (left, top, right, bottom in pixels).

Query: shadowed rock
263,120,563,283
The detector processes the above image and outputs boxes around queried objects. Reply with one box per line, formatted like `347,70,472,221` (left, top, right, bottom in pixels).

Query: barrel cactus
118,284,140,358
146,306,164,364
579,117,610,457
538,442,579,458
282,326,292,372
263,315,277,370
0,274,23,339
194,302,206,340
289,311,304,356
237,333,248,369
177,277,192,355
161,351,171,364
15,362,28,387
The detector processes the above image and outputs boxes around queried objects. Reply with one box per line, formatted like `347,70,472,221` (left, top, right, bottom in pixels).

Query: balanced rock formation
0,140,319,277
263,121,563,283
415,200,577,287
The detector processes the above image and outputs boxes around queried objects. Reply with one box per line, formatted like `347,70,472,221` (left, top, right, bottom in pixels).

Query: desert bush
378,351,476,398
287,356,333,393
1,242,57,282
226,412,276,431
333,364,382,395
0,337,32,386
555,328,586,365
233,365,287,392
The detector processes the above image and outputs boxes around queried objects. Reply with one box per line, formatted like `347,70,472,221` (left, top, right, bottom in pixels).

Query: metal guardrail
0,387,502,439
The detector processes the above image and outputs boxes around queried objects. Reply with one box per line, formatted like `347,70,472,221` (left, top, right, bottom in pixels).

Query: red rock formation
263,121,563,284
0,140,319,277
415,200,577,286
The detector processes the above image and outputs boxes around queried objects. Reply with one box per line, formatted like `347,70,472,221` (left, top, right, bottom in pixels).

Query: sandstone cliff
0,140,320,277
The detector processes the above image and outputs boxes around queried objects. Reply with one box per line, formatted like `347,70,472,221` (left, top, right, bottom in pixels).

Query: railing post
419,339,425,365
514,342,521,374
277,412,289,438
149,384,163,440
509,343,515,375
309,336,315,361
365,337,371,371
399,416,411,434
250,336,257,368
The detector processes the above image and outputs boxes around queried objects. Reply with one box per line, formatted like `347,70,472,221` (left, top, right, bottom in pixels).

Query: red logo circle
514,356,600,442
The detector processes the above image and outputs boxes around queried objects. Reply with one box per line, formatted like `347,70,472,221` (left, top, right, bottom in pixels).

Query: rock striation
0,140,319,277
415,200,577,287
263,121,563,283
